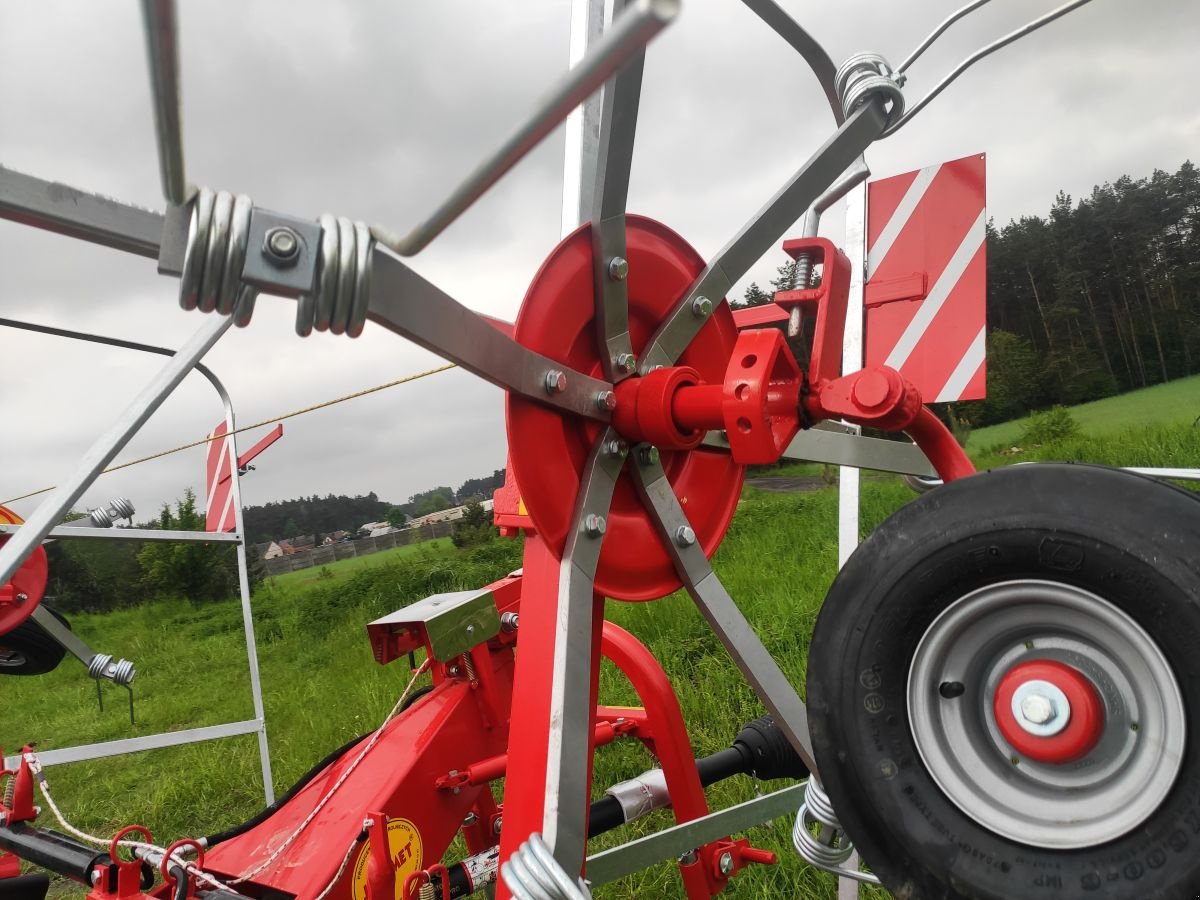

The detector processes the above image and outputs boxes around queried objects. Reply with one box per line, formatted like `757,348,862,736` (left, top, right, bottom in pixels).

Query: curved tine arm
631,445,820,777
739,0,843,124
140,0,189,206
371,0,679,258
898,0,992,74
591,0,646,382
366,244,614,422
638,100,887,373
814,156,869,216
886,0,1096,136
541,428,628,874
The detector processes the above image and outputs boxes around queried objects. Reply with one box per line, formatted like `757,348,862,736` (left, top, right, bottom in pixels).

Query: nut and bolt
500,611,520,633
544,369,567,394
448,665,461,677
15,592,28,604
466,623,476,636
691,296,713,318
638,445,660,466
584,514,607,538
263,226,301,266
595,390,617,412
608,256,629,281
1020,694,1057,725
615,352,638,374
462,812,478,827
493,817,503,835
718,852,734,875
679,850,698,866
674,525,696,548
604,438,629,459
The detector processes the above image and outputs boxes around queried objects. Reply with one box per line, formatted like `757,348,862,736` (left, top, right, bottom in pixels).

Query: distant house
409,499,494,529
288,534,316,553
369,524,399,538
359,520,388,535
321,531,348,545
258,541,283,560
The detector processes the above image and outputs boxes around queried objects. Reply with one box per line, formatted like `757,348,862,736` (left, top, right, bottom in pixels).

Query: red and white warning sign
204,422,283,532
864,153,986,402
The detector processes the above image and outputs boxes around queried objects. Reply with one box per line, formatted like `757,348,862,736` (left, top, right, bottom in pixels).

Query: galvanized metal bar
0,316,231,588
542,429,627,874
0,524,242,543
561,0,606,233
0,166,163,259
638,100,887,372
632,449,818,776
837,182,867,569
702,425,936,477
371,0,678,257
2,720,263,769
139,0,189,205
28,606,99,669
738,0,842,123
586,784,805,884
367,244,614,423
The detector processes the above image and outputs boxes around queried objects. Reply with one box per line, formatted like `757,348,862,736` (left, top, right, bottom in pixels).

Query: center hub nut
993,659,1105,764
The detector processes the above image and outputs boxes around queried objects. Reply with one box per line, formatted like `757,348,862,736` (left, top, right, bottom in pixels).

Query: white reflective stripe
935,325,987,401
204,433,233,515
217,471,237,531
884,210,986,371
866,163,940,280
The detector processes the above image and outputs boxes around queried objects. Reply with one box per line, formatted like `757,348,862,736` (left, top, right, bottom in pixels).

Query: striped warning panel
864,153,986,402
205,421,238,533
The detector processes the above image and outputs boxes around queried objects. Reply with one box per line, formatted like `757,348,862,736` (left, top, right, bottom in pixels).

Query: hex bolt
675,525,696,547
691,296,713,318
544,369,567,394
604,438,629,459
462,811,478,828
448,665,461,677
638,445,660,466
500,612,519,633
466,623,476,636
718,852,734,876
615,352,637,374
263,226,301,267
595,390,617,412
608,256,629,281
679,850,698,865
584,514,607,538
493,817,503,835
1020,694,1056,725
15,593,28,604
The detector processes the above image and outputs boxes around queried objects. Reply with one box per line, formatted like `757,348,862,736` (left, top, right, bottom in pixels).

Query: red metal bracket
87,826,155,900
773,237,851,385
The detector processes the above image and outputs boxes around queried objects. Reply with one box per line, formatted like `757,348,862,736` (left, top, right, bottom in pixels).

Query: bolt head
639,445,661,466
544,369,567,394
691,296,713,318
675,525,697,548
584,513,607,538
264,227,301,266
15,592,28,603
500,612,520,633
608,256,629,281
493,817,503,835
1020,693,1056,725
679,850,698,865
462,812,478,827
595,390,617,411
718,852,734,875
605,439,629,459
448,665,461,677
615,352,637,374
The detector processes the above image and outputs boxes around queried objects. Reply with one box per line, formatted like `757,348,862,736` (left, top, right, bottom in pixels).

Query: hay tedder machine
3,1,1199,899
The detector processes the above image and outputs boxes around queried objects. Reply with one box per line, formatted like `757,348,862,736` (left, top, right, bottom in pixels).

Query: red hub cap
506,216,743,601
0,506,49,635
993,659,1105,764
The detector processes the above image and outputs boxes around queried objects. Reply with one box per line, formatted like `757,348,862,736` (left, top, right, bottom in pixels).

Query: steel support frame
0,319,274,804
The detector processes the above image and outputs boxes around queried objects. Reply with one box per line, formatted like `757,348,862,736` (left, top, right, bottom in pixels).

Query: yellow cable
2,363,458,505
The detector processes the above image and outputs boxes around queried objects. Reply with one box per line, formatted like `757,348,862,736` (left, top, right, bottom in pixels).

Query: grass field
968,373,1200,450
266,537,455,590
5,415,1200,899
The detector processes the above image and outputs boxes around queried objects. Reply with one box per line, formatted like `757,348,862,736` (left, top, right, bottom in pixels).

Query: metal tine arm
738,0,843,124
885,0,1096,136
631,445,820,777
591,0,647,382
371,0,679,258
140,0,190,206
897,0,992,74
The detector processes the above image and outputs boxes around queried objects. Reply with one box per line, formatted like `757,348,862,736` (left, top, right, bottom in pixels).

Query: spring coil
793,778,880,884
500,833,591,900
87,653,136,686
294,214,373,339
179,187,258,326
460,653,478,684
835,52,905,128
88,497,136,529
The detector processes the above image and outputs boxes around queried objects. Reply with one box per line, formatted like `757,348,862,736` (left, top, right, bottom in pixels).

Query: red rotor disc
506,216,744,601
993,659,1105,764
0,506,49,635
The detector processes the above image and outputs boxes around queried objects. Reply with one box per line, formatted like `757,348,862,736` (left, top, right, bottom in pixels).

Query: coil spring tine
348,222,373,338
332,217,357,335
834,53,905,127
793,778,880,884
501,834,590,900
218,195,253,316
199,191,233,314
233,285,259,329
313,213,339,333
179,188,214,311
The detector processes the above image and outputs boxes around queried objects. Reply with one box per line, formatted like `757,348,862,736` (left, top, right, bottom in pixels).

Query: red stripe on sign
865,153,987,402
865,168,919,251
205,421,236,533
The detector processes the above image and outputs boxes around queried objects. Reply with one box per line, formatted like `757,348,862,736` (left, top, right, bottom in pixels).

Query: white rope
22,751,243,895
231,659,432,884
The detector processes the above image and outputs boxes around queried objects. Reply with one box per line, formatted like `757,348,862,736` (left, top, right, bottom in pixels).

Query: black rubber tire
0,607,70,676
807,464,1200,900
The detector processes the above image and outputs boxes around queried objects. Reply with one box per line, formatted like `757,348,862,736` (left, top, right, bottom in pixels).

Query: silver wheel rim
907,579,1186,849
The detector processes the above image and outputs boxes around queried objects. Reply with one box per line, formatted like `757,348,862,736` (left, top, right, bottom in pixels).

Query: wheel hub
994,660,1104,761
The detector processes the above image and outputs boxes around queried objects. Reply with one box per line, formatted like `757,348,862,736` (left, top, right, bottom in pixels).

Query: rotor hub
993,659,1104,764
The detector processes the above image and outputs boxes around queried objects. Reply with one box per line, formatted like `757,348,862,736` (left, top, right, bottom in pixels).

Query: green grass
266,537,455,590
968,373,1200,450
6,419,1199,898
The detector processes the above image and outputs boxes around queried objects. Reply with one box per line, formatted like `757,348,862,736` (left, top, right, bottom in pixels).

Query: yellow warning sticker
350,818,423,900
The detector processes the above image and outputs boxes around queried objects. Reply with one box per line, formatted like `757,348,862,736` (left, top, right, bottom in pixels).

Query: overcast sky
2,0,1196,524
